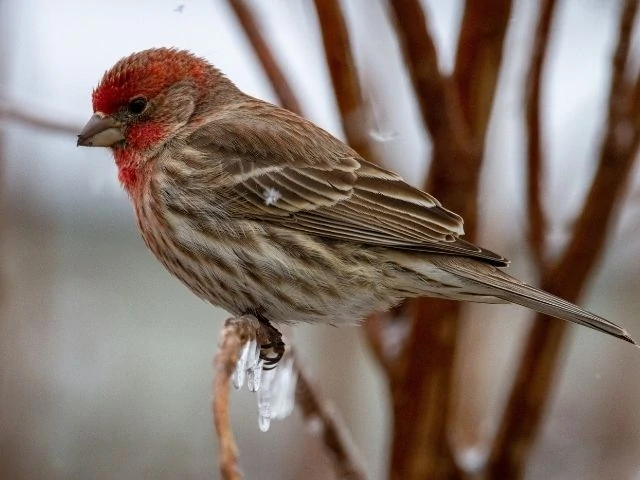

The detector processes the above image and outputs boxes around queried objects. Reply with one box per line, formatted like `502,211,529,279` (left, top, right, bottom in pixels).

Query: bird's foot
257,319,285,370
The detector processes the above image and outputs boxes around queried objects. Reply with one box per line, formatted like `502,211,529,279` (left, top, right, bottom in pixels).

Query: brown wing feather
182,99,509,266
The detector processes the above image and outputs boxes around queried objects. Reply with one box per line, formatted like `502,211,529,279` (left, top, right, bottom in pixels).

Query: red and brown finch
78,48,635,363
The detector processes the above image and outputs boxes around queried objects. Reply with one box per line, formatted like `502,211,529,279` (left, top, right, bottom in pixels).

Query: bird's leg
253,313,286,370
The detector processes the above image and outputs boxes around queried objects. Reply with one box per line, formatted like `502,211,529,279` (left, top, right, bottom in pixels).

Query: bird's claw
258,321,286,370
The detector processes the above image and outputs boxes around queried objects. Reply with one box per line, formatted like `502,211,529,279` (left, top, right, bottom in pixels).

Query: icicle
232,340,251,390
255,355,298,431
232,338,261,390
258,411,271,432
245,340,261,392
256,367,276,431
247,359,264,392
269,356,297,420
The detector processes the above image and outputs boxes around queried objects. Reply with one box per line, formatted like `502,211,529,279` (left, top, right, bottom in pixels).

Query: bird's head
77,48,228,152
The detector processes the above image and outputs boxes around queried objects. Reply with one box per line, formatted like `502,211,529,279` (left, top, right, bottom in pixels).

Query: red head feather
92,48,211,114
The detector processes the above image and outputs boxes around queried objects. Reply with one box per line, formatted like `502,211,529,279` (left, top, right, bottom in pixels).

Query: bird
77,48,635,365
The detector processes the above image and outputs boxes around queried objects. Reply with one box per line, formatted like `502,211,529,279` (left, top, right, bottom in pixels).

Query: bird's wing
181,103,508,265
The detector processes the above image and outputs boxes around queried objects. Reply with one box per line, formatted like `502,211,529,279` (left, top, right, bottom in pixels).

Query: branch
227,0,303,114
0,100,80,136
294,352,368,480
489,1,640,477
383,6,469,475
383,3,512,478
388,298,464,480
312,0,375,159
453,0,514,141
213,316,260,480
387,0,466,153
440,0,513,234
524,0,558,267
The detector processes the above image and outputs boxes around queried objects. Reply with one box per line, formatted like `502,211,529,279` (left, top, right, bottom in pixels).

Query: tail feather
430,256,637,346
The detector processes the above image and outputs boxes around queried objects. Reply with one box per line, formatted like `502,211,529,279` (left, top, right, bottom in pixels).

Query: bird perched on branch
78,48,636,366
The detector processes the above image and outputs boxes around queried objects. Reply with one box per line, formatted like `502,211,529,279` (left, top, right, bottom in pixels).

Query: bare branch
227,0,303,114
294,352,367,480
312,0,375,159
213,316,260,480
453,0,514,141
0,100,80,136
387,298,463,480
524,0,558,267
387,0,466,151
437,0,513,235
489,1,640,477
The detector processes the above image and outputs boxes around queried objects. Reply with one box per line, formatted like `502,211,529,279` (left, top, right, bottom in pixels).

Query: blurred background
1,0,640,479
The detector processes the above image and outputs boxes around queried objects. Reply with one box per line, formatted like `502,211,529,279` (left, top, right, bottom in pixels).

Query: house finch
77,48,635,363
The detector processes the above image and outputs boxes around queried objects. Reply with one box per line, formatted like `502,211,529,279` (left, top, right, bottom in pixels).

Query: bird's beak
77,113,125,147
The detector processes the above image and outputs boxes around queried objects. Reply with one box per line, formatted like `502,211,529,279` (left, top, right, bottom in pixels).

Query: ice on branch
232,338,256,389
231,338,298,432
257,355,297,432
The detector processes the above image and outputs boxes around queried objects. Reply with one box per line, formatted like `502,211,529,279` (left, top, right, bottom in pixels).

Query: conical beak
77,113,125,147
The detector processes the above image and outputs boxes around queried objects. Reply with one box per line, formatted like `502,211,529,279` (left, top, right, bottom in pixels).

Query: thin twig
213,316,260,480
294,352,368,480
489,1,640,477
524,0,558,268
312,0,375,159
0,100,80,136
226,0,302,114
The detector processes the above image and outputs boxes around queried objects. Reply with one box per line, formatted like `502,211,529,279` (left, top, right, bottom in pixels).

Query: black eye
128,97,147,114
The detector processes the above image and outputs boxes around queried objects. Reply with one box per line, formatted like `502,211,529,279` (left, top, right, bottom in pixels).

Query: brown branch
524,0,558,267
388,299,463,480
312,0,374,159
440,0,513,234
453,0,514,142
227,0,302,114
213,316,260,480
0,100,80,136
384,5,467,477
383,3,513,478
294,352,368,480
489,1,640,477
388,0,467,154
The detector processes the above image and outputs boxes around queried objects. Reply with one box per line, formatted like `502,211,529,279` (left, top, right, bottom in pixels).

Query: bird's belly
136,205,407,324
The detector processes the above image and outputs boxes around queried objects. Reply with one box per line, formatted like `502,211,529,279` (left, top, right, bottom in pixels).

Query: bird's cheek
125,123,168,150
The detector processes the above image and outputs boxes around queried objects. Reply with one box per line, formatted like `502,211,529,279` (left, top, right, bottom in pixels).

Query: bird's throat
113,148,143,194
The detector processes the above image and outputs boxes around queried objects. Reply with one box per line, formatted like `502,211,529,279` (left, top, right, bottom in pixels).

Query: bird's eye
128,97,148,115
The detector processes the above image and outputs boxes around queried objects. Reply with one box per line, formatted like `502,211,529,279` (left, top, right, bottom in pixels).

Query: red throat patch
114,149,143,193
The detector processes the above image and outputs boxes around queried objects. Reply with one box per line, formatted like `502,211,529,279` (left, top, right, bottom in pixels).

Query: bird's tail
429,256,637,346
